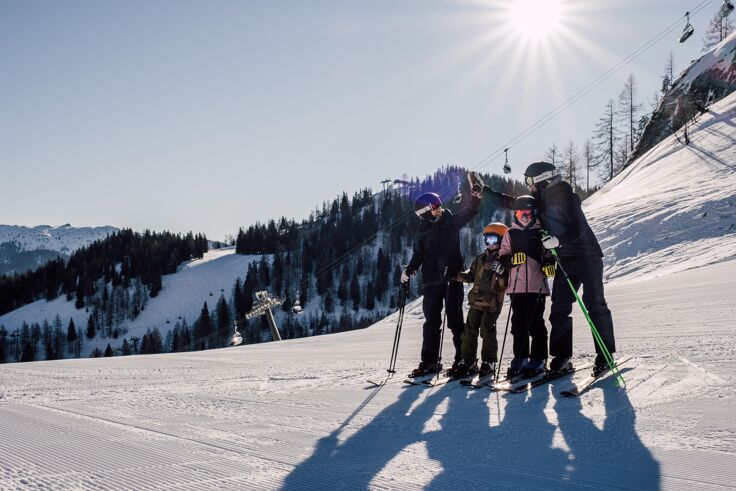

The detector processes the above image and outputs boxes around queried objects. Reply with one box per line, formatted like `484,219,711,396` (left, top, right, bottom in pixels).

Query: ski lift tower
245,291,283,341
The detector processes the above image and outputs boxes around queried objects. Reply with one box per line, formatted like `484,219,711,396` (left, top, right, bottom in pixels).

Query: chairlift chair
679,12,694,43
503,148,511,174
230,322,243,346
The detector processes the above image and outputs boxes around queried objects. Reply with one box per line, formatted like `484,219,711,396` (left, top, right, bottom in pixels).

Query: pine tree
703,10,734,51
67,318,78,344
593,99,618,181
617,74,642,154
216,295,231,346
661,51,675,95
0,325,7,364
561,141,579,189
582,138,594,194
121,338,131,356
350,273,361,312
86,314,96,339
544,142,559,165
104,343,114,357
194,302,212,350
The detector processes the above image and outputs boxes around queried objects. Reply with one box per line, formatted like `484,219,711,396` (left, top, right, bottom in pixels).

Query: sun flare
508,0,564,40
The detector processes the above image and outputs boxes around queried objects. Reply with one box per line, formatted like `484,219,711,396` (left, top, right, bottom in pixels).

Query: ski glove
541,235,560,250
490,261,504,275
401,269,414,284
542,264,556,278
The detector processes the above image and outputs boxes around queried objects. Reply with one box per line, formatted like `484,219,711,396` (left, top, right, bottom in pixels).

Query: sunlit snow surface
2,77,736,491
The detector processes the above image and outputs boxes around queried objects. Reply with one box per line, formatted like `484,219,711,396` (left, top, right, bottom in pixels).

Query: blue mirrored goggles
484,234,501,246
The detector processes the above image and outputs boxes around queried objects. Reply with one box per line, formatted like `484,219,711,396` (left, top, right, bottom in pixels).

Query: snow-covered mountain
632,31,736,161
0,224,118,275
1,103,735,485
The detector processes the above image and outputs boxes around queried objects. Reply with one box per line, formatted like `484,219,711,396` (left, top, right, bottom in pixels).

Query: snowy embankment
0,247,259,354
0,224,118,255
584,91,736,283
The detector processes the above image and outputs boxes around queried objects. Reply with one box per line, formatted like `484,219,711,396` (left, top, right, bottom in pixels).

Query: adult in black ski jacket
403,190,481,375
524,161,615,374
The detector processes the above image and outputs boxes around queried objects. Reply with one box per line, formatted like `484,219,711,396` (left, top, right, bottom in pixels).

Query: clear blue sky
0,0,713,240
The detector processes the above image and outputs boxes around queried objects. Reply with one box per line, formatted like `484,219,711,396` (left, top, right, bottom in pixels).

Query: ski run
2,57,736,491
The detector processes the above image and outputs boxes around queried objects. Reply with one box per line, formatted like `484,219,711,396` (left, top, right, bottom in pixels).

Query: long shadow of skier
281,383,450,490
424,381,569,490
554,377,661,489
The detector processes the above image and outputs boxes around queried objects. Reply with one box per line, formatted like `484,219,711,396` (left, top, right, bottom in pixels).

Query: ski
509,363,594,394
559,356,633,397
403,373,441,386
463,374,495,388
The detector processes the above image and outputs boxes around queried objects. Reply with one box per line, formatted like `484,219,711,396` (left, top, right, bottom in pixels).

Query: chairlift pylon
720,0,734,18
503,148,511,174
679,12,694,43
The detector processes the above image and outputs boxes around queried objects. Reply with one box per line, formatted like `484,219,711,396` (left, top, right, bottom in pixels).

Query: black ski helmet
512,194,537,211
414,192,442,220
512,195,537,225
524,161,559,189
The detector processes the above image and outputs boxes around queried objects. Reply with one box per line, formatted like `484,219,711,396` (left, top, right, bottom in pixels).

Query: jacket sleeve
451,193,481,230
485,189,516,209
498,233,512,269
406,237,423,274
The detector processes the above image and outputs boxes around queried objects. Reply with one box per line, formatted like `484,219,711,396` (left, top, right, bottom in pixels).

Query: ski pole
387,280,410,374
543,236,625,387
432,268,451,383
496,261,522,382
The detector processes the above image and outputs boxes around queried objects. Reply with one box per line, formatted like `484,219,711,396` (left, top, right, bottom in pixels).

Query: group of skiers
401,161,616,381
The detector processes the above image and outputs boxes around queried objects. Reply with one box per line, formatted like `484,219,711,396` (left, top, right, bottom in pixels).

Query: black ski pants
549,255,615,358
421,281,465,365
511,293,548,361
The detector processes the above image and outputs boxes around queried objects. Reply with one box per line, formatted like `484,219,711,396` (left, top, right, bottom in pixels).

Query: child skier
498,195,554,379
451,222,509,379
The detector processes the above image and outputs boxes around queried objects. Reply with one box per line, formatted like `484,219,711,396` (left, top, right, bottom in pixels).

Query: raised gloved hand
541,235,560,250
468,171,485,198
490,261,505,275
401,269,414,284
542,264,556,278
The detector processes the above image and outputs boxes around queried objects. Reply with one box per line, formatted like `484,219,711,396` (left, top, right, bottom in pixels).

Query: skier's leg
529,295,549,360
480,310,500,363
580,256,616,355
549,258,581,358
420,291,443,365
461,308,481,363
510,293,530,360
445,281,466,363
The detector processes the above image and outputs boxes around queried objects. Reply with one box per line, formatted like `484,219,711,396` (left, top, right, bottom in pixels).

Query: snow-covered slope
584,91,736,282
1,258,734,489
0,247,259,354
0,223,118,274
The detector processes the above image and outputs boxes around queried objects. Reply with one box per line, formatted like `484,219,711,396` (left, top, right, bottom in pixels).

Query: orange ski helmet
482,222,508,247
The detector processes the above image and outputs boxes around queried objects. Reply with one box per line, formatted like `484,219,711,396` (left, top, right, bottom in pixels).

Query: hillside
0,224,118,275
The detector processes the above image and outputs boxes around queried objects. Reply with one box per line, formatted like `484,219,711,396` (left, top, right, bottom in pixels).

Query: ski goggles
514,209,535,221
414,202,441,217
484,234,501,246
525,170,558,188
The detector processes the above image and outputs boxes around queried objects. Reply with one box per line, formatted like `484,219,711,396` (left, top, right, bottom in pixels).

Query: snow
584,91,736,282
2,61,736,491
1,258,735,489
676,31,736,89
0,247,260,354
0,224,118,255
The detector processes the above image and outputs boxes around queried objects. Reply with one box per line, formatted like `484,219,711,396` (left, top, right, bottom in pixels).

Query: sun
508,0,565,40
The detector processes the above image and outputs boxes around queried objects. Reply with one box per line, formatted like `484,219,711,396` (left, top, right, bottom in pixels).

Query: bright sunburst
508,0,564,40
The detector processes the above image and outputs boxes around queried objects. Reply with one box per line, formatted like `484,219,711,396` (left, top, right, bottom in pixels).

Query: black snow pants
421,280,465,365
511,293,548,361
549,255,616,358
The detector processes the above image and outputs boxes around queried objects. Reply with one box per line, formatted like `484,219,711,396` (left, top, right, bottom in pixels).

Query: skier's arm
405,238,424,275
452,193,481,229
484,189,516,209
545,193,587,249
456,254,479,283
498,233,513,270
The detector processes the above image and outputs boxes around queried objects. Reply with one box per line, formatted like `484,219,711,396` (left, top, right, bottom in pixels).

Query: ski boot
478,361,496,378
592,354,610,377
521,358,546,379
409,361,442,378
547,356,573,375
450,359,476,379
506,356,528,380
